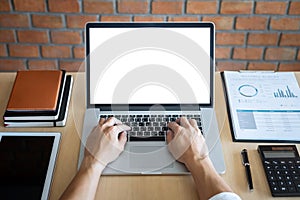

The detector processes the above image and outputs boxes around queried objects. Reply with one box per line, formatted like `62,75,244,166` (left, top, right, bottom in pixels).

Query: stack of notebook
3,70,73,127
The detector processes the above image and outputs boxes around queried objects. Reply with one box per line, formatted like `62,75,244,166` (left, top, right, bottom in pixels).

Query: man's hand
84,117,131,167
166,117,208,165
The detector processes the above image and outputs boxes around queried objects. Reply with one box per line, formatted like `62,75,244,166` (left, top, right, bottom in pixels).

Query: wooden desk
0,72,299,200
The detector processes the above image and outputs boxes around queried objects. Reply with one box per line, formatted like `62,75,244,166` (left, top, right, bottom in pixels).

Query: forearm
60,156,105,200
186,157,232,200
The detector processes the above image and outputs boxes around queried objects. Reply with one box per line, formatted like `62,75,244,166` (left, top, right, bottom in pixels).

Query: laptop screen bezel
86,22,215,111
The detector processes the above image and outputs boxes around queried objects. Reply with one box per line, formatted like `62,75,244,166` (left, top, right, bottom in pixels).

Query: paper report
223,71,300,142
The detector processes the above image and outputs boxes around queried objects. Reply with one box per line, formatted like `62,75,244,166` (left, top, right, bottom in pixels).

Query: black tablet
0,132,61,200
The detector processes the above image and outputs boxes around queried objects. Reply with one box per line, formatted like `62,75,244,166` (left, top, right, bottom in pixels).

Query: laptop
0,132,60,200
78,22,226,174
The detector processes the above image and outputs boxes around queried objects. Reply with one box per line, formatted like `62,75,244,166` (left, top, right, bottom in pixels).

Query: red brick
42,46,71,58
0,44,7,57
298,51,300,60
248,33,278,46
289,2,300,15
59,60,85,72
220,1,253,14
280,34,300,47
133,16,165,22
202,16,233,30
215,47,231,59
118,1,148,14
101,16,131,22
187,1,217,14
216,61,246,72
32,15,63,28
49,0,79,13
233,47,263,60
28,60,57,70
279,63,300,71
255,2,286,14
265,48,296,60
14,0,45,12
216,47,231,59
66,15,98,28
216,32,245,45
84,0,114,14
73,46,85,59
51,31,82,44
248,62,277,71
0,14,29,28
0,30,16,42
17,30,48,43
270,17,300,30
236,16,268,30
0,0,11,11
152,1,182,14
9,44,39,58
168,16,199,22
0,59,25,71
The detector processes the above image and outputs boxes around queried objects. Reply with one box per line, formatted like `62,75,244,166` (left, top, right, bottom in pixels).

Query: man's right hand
166,117,209,165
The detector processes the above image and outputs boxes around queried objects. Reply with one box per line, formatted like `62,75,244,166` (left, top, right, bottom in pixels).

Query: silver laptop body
78,22,226,175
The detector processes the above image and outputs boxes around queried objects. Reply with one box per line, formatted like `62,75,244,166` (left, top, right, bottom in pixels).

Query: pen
241,149,254,191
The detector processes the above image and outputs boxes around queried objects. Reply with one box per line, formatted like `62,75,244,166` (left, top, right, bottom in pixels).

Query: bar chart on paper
274,86,298,98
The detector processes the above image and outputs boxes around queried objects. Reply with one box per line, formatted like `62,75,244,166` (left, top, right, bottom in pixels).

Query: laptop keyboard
99,114,203,142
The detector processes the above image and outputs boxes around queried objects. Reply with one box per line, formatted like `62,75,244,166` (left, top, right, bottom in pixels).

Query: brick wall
0,0,299,72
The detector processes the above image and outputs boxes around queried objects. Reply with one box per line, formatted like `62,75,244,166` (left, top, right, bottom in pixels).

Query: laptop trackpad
129,146,174,169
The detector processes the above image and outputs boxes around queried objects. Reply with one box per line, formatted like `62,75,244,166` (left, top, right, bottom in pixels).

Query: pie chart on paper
238,84,258,97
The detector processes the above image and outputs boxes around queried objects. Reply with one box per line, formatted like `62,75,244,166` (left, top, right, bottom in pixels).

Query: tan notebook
6,70,63,112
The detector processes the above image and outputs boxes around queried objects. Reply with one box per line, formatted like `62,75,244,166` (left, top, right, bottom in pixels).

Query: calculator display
263,151,296,158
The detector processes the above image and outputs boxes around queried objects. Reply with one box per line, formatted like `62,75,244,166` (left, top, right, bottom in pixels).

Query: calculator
258,145,300,197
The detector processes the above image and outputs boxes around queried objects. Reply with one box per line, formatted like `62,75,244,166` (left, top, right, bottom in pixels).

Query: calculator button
280,186,288,192
274,165,280,170
271,186,279,192
275,170,281,175
296,181,300,192
266,165,272,170
278,181,285,186
280,160,286,164
289,165,295,170
268,175,276,181
293,175,300,181
287,181,294,186
272,161,279,165
270,181,277,186
288,186,296,192
264,160,271,165
291,170,297,175
283,170,289,175
276,175,284,181
266,170,274,175
286,176,292,181
281,165,288,170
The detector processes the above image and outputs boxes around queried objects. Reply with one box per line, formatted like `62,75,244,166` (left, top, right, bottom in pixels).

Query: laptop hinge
97,104,201,112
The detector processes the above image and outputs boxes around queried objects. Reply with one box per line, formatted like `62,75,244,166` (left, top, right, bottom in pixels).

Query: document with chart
222,71,300,142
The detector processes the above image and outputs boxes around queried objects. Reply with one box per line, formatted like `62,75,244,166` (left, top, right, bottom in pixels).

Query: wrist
81,155,106,173
184,155,211,172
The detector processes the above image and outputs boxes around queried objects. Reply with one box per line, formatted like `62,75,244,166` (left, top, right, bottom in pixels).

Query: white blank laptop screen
88,25,212,105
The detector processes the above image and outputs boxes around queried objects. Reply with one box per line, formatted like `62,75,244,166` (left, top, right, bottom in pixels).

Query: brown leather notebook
6,70,63,112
